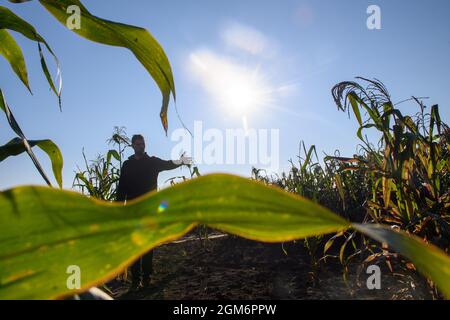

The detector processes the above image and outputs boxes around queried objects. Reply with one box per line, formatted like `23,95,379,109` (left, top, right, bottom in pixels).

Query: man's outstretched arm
156,155,192,172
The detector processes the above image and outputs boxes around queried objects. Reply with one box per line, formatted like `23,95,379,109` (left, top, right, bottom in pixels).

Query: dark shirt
116,153,179,201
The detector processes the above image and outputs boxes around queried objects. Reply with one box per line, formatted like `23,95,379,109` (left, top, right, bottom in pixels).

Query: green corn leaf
348,91,382,128
38,0,176,134
323,232,343,255
74,172,96,196
37,42,61,110
1,174,450,299
0,29,31,92
106,149,120,163
300,143,317,173
348,92,363,126
0,137,63,188
430,105,442,136
0,89,24,138
0,174,349,299
0,89,56,187
334,174,346,210
381,177,392,209
402,116,418,135
0,5,62,106
356,123,376,142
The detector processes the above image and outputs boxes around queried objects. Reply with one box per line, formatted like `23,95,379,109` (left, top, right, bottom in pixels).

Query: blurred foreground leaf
0,174,448,299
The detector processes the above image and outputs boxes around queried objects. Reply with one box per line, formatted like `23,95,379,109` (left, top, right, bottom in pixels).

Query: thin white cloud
221,22,271,56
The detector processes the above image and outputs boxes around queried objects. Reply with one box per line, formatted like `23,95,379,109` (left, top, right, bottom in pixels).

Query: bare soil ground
107,231,435,300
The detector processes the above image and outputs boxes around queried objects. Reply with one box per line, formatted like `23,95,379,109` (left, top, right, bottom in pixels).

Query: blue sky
1,0,450,190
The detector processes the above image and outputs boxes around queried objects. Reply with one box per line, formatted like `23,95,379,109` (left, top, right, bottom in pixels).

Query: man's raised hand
173,155,193,166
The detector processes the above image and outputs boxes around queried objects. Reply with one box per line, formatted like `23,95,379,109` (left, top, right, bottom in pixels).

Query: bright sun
219,73,270,116
189,51,274,118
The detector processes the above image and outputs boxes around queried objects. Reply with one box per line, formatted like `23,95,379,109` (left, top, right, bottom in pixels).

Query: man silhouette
116,134,191,290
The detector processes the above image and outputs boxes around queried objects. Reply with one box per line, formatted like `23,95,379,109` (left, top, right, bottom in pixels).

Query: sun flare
189,51,274,117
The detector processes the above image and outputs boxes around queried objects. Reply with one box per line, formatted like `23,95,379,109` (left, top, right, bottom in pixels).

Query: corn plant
251,79,449,291
330,78,449,249
72,127,130,201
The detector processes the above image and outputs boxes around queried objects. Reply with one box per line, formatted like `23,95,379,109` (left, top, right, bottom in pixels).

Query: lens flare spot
158,200,169,213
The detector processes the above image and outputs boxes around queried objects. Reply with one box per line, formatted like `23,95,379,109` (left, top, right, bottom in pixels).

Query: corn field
0,0,449,301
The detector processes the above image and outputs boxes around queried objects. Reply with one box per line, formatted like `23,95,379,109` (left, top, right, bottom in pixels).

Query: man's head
131,134,145,156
